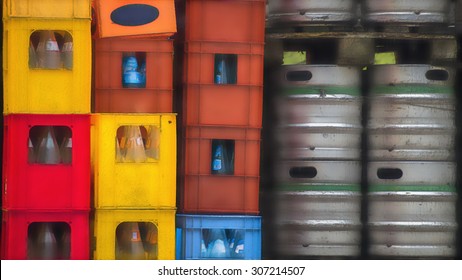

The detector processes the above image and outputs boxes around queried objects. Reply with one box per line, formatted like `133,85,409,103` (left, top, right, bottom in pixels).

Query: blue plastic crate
176,214,261,260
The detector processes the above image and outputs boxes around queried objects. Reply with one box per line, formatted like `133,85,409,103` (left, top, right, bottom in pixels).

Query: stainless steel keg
276,191,361,257
363,0,451,25
368,64,455,161
267,0,357,26
275,160,361,257
277,65,362,160
367,161,458,258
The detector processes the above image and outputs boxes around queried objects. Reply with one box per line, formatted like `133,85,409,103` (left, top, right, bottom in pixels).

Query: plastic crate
179,125,261,214
185,0,265,43
94,37,173,113
176,214,261,260
93,209,176,260
3,0,91,19
2,114,91,210
92,114,177,209
3,19,91,114
93,0,176,38
184,41,264,86
183,84,263,127
1,209,90,260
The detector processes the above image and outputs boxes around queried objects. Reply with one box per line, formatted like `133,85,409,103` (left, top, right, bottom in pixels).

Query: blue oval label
111,4,159,26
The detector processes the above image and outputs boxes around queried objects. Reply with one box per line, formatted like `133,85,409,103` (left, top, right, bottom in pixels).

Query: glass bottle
34,223,59,260
122,52,142,88
206,229,230,258
142,223,158,260
29,41,37,69
116,222,146,260
37,31,61,69
211,140,229,174
60,132,72,164
145,126,160,160
58,227,71,260
62,32,73,70
28,137,36,163
36,126,61,164
124,126,146,163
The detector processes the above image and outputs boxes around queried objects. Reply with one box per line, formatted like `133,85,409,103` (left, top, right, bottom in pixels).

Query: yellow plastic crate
92,114,177,209
3,18,91,114
3,0,91,19
92,209,176,260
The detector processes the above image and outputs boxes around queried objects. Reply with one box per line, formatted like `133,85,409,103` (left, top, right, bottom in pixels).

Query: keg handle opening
286,70,312,82
425,69,449,81
377,168,403,180
289,166,317,179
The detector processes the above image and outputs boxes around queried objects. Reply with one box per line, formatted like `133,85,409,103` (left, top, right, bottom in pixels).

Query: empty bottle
206,229,230,258
29,41,37,68
124,126,146,163
60,133,72,164
215,56,227,84
58,228,71,260
62,32,73,70
140,61,146,88
143,223,158,260
37,31,61,69
28,138,36,163
116,137,124,162
36,126,61,164
145,126,160,160
211,140,229,174
116,222,146,260
200,239,208,257
122,52,142,88
231,230,245,259
32,223,59,260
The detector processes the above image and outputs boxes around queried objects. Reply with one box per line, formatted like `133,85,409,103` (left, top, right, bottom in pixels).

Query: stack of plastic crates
175,0,266,260
91,0,178,260
2,0,92,260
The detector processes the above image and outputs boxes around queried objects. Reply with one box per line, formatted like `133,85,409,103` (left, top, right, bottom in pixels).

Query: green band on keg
371,85,453,95
369,185,456,192
276,184,361,192
282,86,360,96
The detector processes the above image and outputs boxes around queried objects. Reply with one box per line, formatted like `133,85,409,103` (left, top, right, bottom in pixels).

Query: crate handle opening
286,71,312,82
377,168,403,180
425,69,449,81
289,166,317,178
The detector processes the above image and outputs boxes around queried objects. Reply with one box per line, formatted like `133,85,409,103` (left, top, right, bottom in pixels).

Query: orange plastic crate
185,0,265,43
183,84,263,127
183,41,264,127
178,125,261,214
184,41,264,86
93,0,176,38
94,37,173,113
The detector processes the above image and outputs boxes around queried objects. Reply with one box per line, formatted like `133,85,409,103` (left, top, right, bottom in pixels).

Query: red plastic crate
1,209,90,260
179,125,261,214
185,0,266,43
2,114,91,210
94,37,173,113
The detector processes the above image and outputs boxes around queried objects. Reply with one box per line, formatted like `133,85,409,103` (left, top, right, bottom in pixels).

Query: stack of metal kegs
366,64,458,258
274,65,362,258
